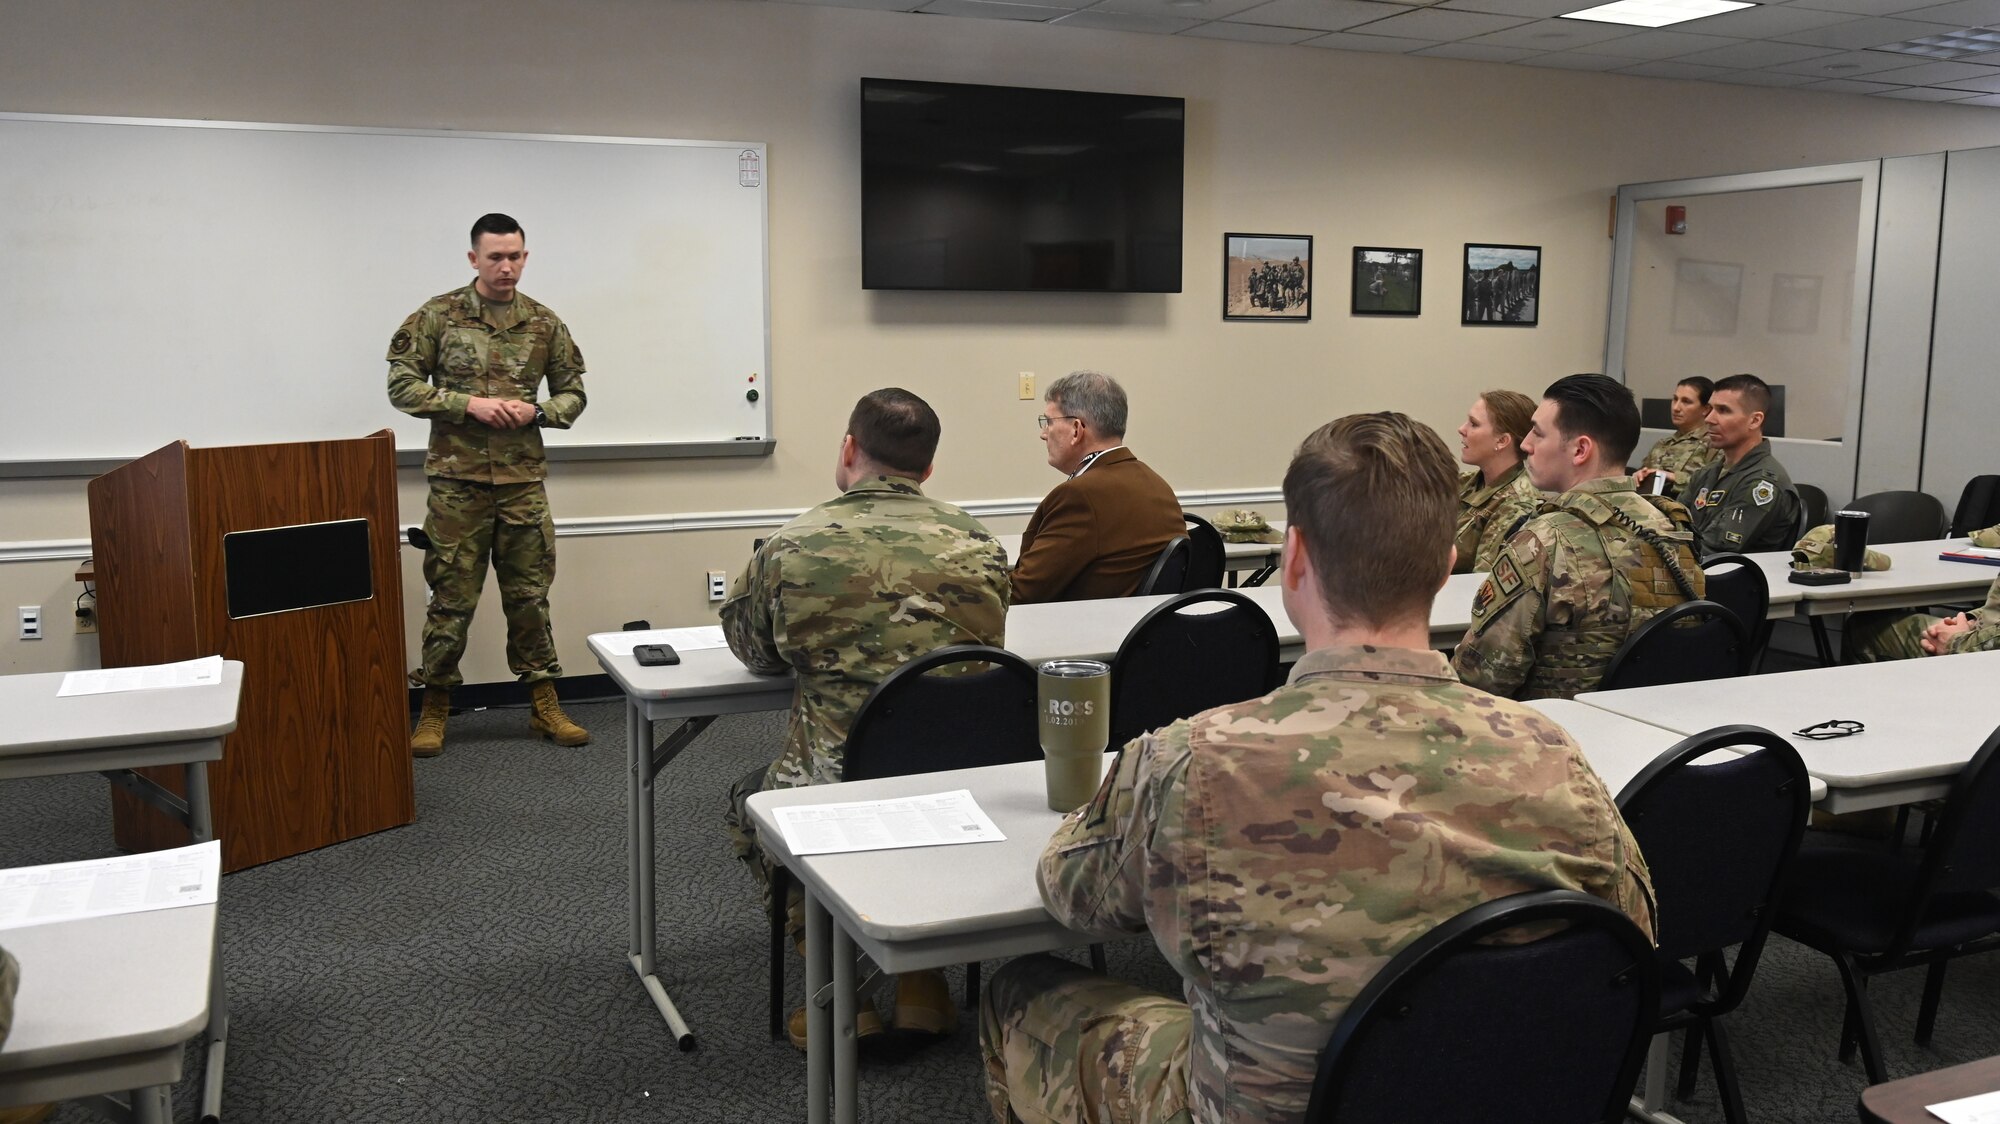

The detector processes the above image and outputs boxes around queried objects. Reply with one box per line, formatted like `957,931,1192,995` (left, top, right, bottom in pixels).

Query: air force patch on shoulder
390,329,412,355
1752,480,1776,506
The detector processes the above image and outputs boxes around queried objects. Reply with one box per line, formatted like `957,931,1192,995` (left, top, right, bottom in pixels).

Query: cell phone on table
634,644,681,666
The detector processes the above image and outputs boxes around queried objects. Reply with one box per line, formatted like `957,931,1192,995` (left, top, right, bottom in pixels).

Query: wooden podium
88,432,414,871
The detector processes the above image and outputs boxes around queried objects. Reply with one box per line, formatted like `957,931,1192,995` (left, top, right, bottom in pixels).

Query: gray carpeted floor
4,697,1997,1123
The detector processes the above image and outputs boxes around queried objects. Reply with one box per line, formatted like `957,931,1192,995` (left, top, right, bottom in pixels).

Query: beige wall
7,0,2000,679
1625,184,1862,440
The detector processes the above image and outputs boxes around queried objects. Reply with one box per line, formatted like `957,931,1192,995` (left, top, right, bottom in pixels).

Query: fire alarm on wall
1666,205,1687,235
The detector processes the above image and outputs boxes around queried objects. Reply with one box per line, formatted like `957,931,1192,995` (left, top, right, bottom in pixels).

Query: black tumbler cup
1833,509,1871,571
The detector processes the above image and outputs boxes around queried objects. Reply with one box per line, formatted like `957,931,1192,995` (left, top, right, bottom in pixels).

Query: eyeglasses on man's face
1037,414,1081,431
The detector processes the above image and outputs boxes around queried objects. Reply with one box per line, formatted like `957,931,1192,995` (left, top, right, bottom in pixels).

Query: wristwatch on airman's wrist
533,405,547,427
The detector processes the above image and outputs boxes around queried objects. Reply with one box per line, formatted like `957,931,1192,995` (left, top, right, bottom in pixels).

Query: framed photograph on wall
1462,243,1540,326
1352,247,1422,316
1224,234,1313,321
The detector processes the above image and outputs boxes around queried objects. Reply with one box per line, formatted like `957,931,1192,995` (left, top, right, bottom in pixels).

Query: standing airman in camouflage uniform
981,412,1655,1124
1634,376,1718,500
1453,389,1541,573
1454,375,1704,701
1848,523,2000,661
388,213,589,756
722,388,1010,1046
1683,374,1800,556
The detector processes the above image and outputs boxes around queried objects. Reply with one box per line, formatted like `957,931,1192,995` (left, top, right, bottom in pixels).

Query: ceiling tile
1674,4,1857,35
1223,0,1410,29
1775,14,1965,46
1712,67,1824,82
1676,38,1845,63
1347,7,1535,35
1768,45,1932,69
1050,6,1205,26
1584,28,1739,56
1797,74,1911,87
788,0,929,11
1866,57,2000,82
1934,64,2000,84
1298,27,1444,44
1896,0,2000,23
1438,0,1596,16
1414,39,1547,56
1789,0,1951,14
1945,89,2000,100
1872,80,1986,93
1180,18,1334,36
919,0,1073,16
1516,48,1645,64
1615,58,1744,75
1096,0,1271,15
1459,16,1642,46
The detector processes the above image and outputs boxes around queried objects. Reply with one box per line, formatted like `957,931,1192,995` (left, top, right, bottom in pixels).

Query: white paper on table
1931,1089,2000,1123
0,840,221,930
600,626,729,656
773,789,1006,856
56,654,225,697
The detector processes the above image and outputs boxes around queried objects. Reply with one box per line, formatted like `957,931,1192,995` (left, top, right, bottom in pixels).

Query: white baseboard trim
0,487,1283,563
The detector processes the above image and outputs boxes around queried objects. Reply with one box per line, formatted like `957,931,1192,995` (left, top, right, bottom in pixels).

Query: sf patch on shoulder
1493,555,1523,596
1752,480,1776,506
390,329,413,355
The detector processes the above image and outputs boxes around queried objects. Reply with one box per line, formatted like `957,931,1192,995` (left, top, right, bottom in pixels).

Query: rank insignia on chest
1751,480,1776,506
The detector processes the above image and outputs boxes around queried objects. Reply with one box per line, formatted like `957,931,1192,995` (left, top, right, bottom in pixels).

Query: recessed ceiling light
1871,26,2000,58
1560,0,1753,28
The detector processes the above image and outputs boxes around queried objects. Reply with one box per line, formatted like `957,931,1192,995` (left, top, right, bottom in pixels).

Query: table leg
805,889,832,1124
1625,1031,1690,1124
186,761,228,1124
833,923,858,1124
626,701,695,1050
1811,617,1836,666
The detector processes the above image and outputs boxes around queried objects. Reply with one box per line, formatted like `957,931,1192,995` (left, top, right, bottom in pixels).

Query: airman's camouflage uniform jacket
1454,463,1540,574
1037,644,1656,1124
1453,476,1704,700
1685,439,1800,556
721,476,1011,788
1639,427,1718,498
386,283,587,484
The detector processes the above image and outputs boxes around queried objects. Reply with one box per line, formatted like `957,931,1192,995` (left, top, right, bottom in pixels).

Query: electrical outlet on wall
1018,372,1035,400
707,570,728,602
76,603,98,634
18,606,42,640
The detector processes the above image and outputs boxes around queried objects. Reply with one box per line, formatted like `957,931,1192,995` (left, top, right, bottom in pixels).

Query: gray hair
1046,370,1129,438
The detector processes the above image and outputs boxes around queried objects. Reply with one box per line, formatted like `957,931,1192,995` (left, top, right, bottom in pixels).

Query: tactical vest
1520,491,1705,699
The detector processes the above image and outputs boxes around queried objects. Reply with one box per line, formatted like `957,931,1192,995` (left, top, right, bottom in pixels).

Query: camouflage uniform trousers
1844,609,1940,663
0,943,16,1046
417,477,562,689
980,954,1193,1124
724,765,805,942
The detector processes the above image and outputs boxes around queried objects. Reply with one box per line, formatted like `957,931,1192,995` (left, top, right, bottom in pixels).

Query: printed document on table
0,840,221,930
57,654,225,697
601,626,730,656
1931,1090,2000,1124
774,789,1006,856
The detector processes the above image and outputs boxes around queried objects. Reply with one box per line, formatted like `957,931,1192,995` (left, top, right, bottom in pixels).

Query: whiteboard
0,114,771,473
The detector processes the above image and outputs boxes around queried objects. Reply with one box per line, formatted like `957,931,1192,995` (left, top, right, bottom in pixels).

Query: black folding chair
1181,512,1226,591
1843,490,1947,545
1947,474,2000,537
1600,600,1751,691
766,645,1040,1036
1108,589,1279,751
1699,553,1772,671
1773,722,2000,1085
1796,483,1832,538
1616,726,1810,1124
1135,535,1191,596
1304,889,1659,1124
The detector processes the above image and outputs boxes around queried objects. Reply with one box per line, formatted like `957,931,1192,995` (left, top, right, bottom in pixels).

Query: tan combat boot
529,680,590,746
410,688,450,758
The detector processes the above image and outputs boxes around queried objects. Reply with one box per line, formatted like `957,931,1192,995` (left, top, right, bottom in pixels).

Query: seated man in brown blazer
1015,370,1184,603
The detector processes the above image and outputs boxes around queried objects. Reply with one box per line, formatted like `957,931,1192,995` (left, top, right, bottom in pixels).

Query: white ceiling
760,0,2000,106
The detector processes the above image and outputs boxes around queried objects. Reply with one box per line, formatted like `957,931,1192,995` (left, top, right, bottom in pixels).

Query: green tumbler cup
1038,659,1110,812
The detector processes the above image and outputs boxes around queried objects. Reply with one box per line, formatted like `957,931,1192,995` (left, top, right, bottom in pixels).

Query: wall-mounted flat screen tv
860,78,1185,293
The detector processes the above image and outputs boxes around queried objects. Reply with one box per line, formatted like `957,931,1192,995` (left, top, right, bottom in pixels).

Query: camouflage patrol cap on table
1792,524,1891,571
1970,523,2000,550
1212,509,1280,543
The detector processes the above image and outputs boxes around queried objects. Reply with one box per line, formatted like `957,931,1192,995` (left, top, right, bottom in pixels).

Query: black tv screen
860,78,1184,293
